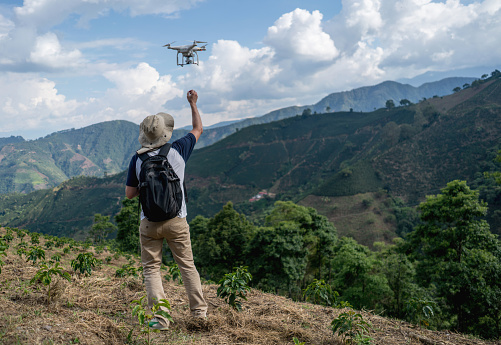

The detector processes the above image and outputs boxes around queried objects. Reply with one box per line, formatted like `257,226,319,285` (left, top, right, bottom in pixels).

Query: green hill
1,76,500,244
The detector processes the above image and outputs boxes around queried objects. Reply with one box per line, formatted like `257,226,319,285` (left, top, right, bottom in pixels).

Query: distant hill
0,76,477,194
1,75,500,245
0,121,138,194
0,135,24,150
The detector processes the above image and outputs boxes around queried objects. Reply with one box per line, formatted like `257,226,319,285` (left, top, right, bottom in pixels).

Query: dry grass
1,228,499,345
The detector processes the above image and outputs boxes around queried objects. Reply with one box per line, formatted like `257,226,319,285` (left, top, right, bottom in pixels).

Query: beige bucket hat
137,112,174,154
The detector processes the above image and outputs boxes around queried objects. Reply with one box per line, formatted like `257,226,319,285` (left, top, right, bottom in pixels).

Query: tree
89,214,116,245
115,197,141,253
481,74,488,79
385,99,395,109
399,99,412,107
462,83,470,89
408,180,501,336
192,202,255,280
302,108,312,116
326,106,331,113
453,87,461,93
330,237,392,312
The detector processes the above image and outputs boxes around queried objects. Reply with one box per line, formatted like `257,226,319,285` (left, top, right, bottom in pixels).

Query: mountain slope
0,77,477,194
1,76,499,241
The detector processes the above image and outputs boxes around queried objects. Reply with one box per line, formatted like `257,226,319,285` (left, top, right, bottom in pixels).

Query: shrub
164,262,182,285
303,279,345,307
130,295,173,345
71,252,100,276
217,266,252,311
0,238,8,274
115,263,139,278
405,297,436,328
331,309,373,344
26,246,46,265
30,262,71,305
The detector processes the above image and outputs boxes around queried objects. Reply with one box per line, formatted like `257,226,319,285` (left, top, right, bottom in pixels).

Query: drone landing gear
177,52,200,67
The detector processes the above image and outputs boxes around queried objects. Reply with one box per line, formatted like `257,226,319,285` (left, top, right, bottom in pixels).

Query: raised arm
187,89,203,142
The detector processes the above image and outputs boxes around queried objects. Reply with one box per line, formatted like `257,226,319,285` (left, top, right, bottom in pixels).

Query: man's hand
187,90,198,105
187,89,203,142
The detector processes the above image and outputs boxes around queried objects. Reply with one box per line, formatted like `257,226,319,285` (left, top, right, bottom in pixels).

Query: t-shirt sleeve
126,154,139,187
171,133,197,163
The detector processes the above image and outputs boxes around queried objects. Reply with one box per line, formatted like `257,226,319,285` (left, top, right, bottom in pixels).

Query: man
125,89,207,330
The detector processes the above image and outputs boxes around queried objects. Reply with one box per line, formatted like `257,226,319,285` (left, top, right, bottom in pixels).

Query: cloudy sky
0,0,499,139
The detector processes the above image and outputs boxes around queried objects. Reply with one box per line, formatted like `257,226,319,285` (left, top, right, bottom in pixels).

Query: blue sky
0,0,499,139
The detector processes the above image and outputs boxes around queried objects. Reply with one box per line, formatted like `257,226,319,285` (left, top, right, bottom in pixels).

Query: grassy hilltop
0,227,497,345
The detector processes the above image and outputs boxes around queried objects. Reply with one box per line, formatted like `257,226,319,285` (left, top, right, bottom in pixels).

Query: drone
163,40,207,66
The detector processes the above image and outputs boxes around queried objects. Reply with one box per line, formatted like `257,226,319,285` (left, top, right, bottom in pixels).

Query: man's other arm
125,185,139,199
187,89,203,142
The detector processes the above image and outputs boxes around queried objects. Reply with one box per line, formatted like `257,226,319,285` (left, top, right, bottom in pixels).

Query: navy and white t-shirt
126,133,197,219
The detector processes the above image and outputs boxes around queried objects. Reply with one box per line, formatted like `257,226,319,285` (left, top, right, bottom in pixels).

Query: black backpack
138,143,184,222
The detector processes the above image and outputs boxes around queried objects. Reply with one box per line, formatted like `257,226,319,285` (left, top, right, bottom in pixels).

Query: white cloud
14,0,204,29
0,73,79,133
29,32,84,69
265,8,339,62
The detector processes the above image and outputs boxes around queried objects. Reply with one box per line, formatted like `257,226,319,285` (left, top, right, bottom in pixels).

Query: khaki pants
140,216,207,324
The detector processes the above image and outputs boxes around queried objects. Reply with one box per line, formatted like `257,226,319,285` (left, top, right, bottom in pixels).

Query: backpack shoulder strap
158,143,171,157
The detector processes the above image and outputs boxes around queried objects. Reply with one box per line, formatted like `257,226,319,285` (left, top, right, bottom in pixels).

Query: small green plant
0,238,8,274
130,295,174,344
217,266,252,311
164,262,182,285
30,232,40,245
115,263,139,278
51,253,62,263
331,309,373,344
405,297,436,328
26,246,46,265
303,279,342,307
16,229,26,242
105,256,113,264
3,229,14,243
63,247,70,255
30,261,71,305
45,241,54,250
71,252,100,276
293,337,305,345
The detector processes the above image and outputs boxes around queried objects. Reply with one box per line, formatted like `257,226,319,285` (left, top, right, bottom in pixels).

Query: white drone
163,40,207,66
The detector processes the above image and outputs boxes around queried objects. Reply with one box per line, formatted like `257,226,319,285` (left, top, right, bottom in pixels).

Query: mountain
0,135,24,150
0,121,138,194
0,76,477,195
1,75,500,244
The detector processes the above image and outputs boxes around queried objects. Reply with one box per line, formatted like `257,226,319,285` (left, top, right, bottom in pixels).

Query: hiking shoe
149,317,169,331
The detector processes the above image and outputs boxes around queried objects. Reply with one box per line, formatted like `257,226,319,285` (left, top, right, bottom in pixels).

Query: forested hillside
0,76,476,194
0,74,500,244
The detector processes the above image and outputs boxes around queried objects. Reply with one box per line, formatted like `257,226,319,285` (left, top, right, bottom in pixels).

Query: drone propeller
194,40,207,44
163,41,175,47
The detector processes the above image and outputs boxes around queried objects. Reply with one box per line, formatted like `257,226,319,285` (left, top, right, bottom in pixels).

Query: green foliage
26,246,45,265
164,262,182,285
293,337,305,345
115,263,139,278
217,266,252,311
331,309,373,344
405,297,436,328
303,279,341,307
0,238,8,274
408,180,501,337
89,213,116,245
193,202,255,280
30,261,71,305
130,295,173,345
71,252,100,276
2,229,14,243
115,197,140,254
30,232,40,245
51,253,62,263
330,238,392,312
